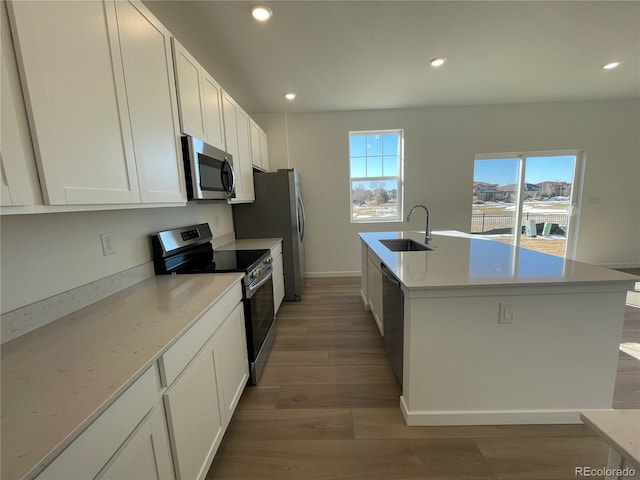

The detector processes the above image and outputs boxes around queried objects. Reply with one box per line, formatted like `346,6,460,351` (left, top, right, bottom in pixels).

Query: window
349,130,403,222
471,151,581,259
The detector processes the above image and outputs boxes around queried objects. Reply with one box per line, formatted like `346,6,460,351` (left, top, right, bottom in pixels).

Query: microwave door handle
222,160,236,196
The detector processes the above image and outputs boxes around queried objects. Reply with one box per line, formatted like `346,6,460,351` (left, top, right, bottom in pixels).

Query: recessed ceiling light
430,57,447,68
603,61,622,70
284,93,296,101
251,5,273,22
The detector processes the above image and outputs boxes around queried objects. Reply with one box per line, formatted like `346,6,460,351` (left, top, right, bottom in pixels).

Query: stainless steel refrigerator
232,169,305,301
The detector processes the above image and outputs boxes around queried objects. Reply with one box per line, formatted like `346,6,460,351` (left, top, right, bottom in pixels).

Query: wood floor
208,277,640,480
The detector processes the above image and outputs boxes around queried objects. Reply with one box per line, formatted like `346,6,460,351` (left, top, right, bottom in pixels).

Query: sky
474,155,576,186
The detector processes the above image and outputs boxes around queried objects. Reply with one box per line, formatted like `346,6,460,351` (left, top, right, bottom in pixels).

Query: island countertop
360,230,638,290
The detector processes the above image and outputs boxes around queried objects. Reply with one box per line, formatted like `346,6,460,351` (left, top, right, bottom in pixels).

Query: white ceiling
146,1,640,114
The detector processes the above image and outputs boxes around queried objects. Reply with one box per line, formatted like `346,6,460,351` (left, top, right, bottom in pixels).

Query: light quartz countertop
580,410,640,469
360,231,639,290
218,237,283,251
1,272,243,480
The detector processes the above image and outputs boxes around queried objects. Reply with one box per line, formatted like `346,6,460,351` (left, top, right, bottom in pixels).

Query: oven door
244,271,275,384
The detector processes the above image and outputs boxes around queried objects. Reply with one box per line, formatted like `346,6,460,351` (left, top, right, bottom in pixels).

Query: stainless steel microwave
182,135,235,200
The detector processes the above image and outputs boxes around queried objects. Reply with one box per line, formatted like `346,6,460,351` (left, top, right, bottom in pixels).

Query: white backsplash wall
259,99,640,277
0,202,234,314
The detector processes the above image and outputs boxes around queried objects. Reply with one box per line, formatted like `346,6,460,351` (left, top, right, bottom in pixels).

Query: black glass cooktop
172,247,270,274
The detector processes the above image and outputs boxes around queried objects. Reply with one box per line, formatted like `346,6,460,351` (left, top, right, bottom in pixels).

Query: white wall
258,99,640,276
0,203,233,313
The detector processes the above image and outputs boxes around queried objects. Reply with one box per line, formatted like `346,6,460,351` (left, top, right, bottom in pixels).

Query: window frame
349,129,404,224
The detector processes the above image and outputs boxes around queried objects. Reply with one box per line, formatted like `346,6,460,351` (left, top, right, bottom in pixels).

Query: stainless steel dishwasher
381,262,404,385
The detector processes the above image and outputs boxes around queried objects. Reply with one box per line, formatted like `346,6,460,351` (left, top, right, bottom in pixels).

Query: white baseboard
400,396,585,425
305,271,360,278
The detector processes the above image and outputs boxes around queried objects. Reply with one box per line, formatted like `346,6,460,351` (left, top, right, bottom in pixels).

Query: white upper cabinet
259,128,270,172
1,0,41,207
202,73,226,151
249,119,262,170
114,0,185,203
7,0,184,206
249,119,270,172
8,0,140,205
172,39,225,151
223,93,254,203
172,40,206,140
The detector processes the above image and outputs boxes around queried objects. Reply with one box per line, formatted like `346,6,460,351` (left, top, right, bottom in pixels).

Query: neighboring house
473,182,542,202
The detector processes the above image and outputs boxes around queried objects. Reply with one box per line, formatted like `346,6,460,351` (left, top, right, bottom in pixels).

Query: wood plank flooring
208,277,639,480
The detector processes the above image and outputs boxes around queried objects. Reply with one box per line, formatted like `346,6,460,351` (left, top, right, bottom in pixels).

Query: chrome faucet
407,204,431,245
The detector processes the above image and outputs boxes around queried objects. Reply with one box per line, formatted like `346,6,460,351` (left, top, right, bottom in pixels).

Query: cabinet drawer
271,241,282,258
159,282,242,387
37,364,162,480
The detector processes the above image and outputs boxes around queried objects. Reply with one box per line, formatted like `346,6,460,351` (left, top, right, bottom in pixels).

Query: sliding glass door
471,152,581,258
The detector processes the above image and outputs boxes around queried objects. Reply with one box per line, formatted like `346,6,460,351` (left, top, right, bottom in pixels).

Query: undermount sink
380,239,432,252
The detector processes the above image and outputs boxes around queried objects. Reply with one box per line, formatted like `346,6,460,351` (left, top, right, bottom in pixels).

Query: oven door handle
246,271,273,299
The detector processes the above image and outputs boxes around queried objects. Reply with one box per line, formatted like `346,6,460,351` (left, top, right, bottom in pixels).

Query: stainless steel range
150,223,275,384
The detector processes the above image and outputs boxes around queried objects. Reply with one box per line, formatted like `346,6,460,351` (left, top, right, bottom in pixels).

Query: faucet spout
406,204,431,245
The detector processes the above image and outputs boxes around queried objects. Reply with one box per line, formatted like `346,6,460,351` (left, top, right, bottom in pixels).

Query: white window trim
349,129,404,224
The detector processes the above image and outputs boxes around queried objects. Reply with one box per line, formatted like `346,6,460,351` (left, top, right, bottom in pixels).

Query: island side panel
401,285,627,426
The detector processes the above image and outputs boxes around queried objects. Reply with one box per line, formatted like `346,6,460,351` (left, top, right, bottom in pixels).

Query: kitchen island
360,231,638,426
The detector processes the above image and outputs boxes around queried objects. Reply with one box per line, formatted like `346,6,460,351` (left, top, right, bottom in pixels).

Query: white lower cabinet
163,336,225,480
36,365,165,480
366,249,384,336
272,242,285,314
161,290,248,480
34,282,248,480
213,303,250,423
97,406,174,480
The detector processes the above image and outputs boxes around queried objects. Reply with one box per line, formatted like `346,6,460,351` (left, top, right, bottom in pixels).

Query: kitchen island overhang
360,231,638,426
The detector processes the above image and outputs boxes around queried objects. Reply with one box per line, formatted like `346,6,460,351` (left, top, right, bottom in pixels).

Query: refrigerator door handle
297,195,306,241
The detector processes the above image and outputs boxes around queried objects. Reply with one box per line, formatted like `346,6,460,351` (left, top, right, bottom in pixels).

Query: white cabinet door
172,39,225,152
259,128,270,172
163,338,224,480
249,118,262,170
234,106,255,203
212,303,249,424
272,243,285,314
172,40,206,141
36,366,161,480
367,254,384,336
8,0,140,205
1,0,40,207
202,73,225,151
115,0,185,203
249,119,270,172
224,93,254,203
98,406,174,480
273,253,285,314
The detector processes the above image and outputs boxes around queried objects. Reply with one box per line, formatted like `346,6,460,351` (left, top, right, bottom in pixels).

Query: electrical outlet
499,302,514,324
100,233,116,256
